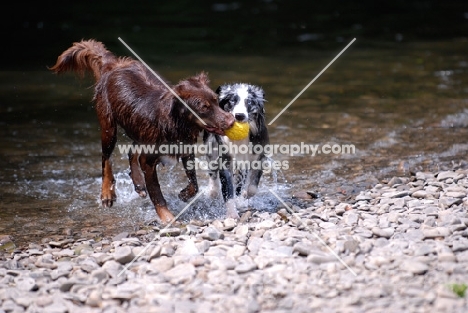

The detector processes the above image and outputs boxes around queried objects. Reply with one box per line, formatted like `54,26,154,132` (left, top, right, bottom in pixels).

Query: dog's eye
246,99,252,105
199,102,210,112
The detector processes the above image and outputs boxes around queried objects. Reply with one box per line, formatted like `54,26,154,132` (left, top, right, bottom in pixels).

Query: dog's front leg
140,154,175,223
128,144,147,198
179,153,198,202
243,154,266,199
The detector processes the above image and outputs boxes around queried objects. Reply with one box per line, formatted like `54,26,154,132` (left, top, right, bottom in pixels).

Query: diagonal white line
268,188,358,276
118,37,206,125
118,192,204,277
268,38,356,125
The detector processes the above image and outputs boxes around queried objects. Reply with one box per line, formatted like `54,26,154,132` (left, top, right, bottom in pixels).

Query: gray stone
164,263,196,284
445,190,467,198
437,171,457,181
235,225,249,237
371,227,394,238
112,232,129,241
150,256,174,272
401,260,429,274
14,276,37,291
160,243,175,257
293,242,315,256
43,301,69,313
414,244,436,256
80,259,99,273
91,268,109,283
412,190,428,198
49,239,73,248
185,224,201,235
235,263,257,274
102,260,125,278
176,239,199,256
224,218,238,229
50,269,71,280
255,220,276,230
452,240,468,252
74,244,93,255
343,212,359,226
114,246,135,264
201,227,224,241
422,227,451,239
438,253,457,262
307,251,338,264
226,245,246,258
159,228,181,237
86,289,102,307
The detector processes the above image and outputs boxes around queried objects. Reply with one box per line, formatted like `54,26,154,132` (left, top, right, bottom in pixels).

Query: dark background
2,0,467,70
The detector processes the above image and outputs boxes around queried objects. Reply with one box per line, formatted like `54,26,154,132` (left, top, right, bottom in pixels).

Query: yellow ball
225,121,250,141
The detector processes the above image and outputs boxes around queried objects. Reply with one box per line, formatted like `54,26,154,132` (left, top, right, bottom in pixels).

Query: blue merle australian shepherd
203,83,269,218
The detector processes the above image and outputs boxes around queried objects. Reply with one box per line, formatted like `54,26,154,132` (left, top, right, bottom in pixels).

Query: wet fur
203,83,269,218
50,39,234,223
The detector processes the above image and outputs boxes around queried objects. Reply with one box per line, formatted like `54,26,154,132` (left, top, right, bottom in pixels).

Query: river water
1,40,467,245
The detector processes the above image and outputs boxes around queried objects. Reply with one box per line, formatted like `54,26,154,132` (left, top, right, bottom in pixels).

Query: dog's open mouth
204,125,225,136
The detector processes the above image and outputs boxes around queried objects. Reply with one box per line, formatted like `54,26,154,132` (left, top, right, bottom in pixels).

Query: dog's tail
49,39,117,80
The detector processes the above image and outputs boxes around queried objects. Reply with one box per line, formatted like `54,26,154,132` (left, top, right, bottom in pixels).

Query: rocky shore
1,170,468,312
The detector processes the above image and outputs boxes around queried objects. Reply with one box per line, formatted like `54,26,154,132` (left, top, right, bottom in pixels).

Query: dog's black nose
235,113,247,122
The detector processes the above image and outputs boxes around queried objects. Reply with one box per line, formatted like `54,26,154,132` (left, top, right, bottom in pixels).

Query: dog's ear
196,71,210,85
215,85,222,95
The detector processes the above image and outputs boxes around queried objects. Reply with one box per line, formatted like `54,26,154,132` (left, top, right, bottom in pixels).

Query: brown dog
50,39,234,223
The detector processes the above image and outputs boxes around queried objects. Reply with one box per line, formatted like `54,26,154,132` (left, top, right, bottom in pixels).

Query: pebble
371,227,394,238
401,260,429,275
113,246,135,264
234,263,257,274
2,170,468,312
201,227,224,241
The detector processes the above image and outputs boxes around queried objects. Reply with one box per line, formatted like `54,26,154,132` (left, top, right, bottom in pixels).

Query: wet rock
112,232,129,241
292,190,314,200
159,228,181,237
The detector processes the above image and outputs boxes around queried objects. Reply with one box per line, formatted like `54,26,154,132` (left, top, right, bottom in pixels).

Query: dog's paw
242,185,258,199
134,184,147,198
156,206,175,224
208,178,221,199
226,199,240,219
178,185,197,202
101,185,117,207
101,194,116,207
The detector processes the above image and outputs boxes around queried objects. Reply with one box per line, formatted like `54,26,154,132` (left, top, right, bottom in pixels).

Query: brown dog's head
174,72,235,135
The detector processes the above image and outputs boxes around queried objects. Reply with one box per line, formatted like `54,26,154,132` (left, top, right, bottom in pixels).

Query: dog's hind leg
128,146,147,198
179,153,199,202
99,118,117,208
140,154,175,223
